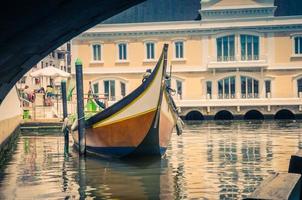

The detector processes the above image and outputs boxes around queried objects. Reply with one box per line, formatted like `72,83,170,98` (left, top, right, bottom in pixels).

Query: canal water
0,121,302,200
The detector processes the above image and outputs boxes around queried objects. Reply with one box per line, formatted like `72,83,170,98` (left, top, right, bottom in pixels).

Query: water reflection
0,121,301,199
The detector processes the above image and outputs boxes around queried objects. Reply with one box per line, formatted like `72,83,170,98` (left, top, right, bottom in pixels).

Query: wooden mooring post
75,58,86,156
61,80,69,154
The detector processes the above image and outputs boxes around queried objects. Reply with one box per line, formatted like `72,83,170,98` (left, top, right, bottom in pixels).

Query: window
217,76,236,99
174,41,184,59
19,77,26,84
104,80,115,101
118,43,127,60
240,35,259,60
241,76,259,98
57,52,64,60
67,42,71,52
206,81,212,99
146,42,155,60
92,44,101,61
41,61,44,68
176,80,183,99
298,78,302,97
216,35,235,61
294,36,302,55
120,82,126,97
93,83,99,94
265,80,271,98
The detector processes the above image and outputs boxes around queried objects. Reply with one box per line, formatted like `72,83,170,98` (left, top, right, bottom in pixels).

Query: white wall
0,87,22,121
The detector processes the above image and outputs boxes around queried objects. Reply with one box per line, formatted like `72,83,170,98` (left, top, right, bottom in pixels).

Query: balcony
207,55,268,69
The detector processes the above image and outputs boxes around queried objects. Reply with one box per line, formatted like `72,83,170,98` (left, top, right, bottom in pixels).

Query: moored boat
71,44,180,158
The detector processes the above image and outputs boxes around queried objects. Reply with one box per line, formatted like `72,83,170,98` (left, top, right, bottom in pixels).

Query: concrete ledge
21,121,63,134
0,115,21,145
245,173,301,200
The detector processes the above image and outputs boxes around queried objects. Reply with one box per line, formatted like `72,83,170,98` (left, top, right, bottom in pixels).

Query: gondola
71,44,181,158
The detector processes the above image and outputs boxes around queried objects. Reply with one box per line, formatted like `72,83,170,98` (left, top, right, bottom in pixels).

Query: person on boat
142,69,152,82
164,74,176,95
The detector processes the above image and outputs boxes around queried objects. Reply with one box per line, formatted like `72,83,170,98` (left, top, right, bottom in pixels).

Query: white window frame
144,41,156,61
240,76,260,99
213,31,262,62
170,76,185,100
292,74,302,97
92,82,99,95
264,78,273,98
216,35,236,62
292,35,302,57
240,34,260,61
173,40,185,60
205,80,212,99
90,43,103,63
116,42,128,62
217,76,236,99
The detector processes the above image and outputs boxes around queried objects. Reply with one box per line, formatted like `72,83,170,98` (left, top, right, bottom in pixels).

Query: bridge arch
244,110,264,120
214,110,234,120
185,110,204,121
274,109,295,120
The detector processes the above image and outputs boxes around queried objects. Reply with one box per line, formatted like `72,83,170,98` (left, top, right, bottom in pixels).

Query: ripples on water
0,121,302,199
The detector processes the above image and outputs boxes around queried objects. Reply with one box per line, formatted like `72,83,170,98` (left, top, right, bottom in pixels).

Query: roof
275,0,302,16
101,0,302,24
102,0,201,24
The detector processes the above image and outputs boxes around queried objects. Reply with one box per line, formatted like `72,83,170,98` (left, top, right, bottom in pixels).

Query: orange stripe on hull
82,110,157,148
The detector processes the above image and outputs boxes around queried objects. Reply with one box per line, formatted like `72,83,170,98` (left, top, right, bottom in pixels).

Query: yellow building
71,0,302,120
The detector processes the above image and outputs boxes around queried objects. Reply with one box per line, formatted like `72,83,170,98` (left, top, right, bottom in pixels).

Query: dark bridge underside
0,0,144,103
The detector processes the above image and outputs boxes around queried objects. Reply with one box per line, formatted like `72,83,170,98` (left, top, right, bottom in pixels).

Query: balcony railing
208,55,268,69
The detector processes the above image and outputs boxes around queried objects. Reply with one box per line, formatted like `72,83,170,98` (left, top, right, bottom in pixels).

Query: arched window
241,76,259,98
216,35,235,61
217,76,235,99
92,78,128,101
240,35,259,60
297,78,302,97
104,80,115,101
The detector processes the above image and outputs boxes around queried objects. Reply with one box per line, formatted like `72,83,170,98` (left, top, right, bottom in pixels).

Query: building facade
71,0,302,120
17,42,71,91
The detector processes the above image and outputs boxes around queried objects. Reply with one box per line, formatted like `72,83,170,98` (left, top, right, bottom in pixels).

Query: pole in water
75,58,86,156
61,80,69,154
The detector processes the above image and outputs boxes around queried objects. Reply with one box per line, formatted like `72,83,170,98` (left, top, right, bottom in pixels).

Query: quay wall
0,88,22,146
